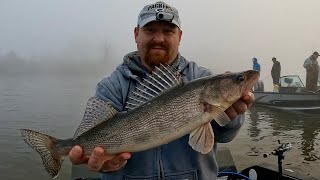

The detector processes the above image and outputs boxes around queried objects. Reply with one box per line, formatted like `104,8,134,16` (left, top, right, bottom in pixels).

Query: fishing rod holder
263,140,293,180
263,141,293,158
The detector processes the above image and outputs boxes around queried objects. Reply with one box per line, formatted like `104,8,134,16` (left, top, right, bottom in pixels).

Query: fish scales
76,81,206,154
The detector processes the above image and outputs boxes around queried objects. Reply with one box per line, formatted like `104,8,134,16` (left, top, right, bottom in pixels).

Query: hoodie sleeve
95,70,130,112
211,114,245,143
184,61,214,79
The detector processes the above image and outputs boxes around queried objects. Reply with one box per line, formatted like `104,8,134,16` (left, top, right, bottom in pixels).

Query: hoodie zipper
157,147,165,180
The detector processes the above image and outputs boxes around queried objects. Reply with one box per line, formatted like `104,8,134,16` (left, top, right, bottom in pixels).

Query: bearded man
68,1,254,180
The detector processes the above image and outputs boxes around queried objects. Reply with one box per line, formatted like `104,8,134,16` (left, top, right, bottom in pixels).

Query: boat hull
239,163,318,180
253,91,320,111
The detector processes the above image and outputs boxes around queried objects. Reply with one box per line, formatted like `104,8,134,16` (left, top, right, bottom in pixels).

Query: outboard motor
254,80,264,92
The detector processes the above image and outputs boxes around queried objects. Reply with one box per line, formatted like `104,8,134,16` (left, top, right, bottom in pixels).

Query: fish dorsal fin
73,97,118,139
125,64,183,111
188,122,215,154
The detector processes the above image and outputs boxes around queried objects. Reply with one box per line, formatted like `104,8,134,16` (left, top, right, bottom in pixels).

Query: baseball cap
313,51,319,56
137,1,181,29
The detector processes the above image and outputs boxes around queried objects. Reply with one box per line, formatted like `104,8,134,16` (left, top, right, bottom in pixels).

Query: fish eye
236,74,245,82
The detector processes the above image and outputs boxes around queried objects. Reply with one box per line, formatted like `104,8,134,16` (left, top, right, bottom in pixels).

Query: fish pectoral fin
210,105,230,126
188,122,214,154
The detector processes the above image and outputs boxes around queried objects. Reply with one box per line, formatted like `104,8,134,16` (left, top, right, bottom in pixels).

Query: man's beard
144,42,170,68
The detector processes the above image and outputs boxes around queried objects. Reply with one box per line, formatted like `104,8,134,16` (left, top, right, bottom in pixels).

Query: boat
217,142,318,180
253,75,320,112
70,142,318,180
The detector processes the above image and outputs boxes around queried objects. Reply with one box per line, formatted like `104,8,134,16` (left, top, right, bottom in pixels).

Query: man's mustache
147,42,168,50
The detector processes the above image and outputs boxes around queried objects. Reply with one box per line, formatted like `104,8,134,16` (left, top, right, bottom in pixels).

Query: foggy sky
1,0,320,90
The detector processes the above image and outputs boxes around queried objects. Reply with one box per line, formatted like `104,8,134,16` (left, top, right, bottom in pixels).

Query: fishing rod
217,140,295,180
263,140,293,180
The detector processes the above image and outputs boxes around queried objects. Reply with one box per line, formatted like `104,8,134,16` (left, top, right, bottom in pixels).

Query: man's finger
242,92,254,104
69,145,88,165
99,153,132,172
88,147,105,171
233,100,247,114
109,153,132,167
225,106,238,120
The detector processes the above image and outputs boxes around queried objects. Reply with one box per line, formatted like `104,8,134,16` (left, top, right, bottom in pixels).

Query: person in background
252,57,261,91
271,57,281,92
68,1,255,180
252,57,261,72
303,51,319,92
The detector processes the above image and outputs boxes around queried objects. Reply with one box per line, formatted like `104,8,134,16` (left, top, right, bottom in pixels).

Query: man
69,1,255,179
271,57,281,91
303,51,319,92
252,57,261,91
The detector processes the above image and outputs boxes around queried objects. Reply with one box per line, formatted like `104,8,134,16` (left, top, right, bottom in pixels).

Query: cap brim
138,16,156,27
138,16,180,28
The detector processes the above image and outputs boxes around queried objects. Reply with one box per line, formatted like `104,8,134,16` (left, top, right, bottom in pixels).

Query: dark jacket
271,60,281,79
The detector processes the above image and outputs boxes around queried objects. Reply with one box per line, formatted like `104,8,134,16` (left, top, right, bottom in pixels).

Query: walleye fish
20,65,259,179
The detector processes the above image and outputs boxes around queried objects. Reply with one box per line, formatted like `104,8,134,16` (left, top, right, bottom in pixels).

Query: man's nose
152,32,165,43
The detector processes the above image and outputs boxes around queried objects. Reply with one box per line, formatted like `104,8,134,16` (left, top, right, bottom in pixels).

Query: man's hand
69,145,132,172
225,92,255,120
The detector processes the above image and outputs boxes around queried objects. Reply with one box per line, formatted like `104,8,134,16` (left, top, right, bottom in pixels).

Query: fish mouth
242,70,260,95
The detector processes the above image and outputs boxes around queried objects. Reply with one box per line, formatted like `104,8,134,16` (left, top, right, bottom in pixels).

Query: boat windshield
280,75,304,87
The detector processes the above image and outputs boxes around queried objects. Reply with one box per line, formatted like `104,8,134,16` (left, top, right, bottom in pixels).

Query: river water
0,72,319,180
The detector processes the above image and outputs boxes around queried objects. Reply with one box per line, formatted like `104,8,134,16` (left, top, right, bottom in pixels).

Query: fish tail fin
20,129,66,179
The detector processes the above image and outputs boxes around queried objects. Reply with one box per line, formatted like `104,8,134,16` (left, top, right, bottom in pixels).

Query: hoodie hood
252,57,258,64
118,51,185,79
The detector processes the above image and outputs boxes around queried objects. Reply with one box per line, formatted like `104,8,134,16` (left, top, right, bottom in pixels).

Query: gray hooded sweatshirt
95,51,244,180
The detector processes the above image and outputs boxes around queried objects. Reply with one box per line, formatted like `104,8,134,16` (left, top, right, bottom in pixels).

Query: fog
1,0,319,90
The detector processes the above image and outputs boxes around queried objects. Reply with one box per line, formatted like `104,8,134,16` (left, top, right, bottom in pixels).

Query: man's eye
145,28,154,32
164,29,174,33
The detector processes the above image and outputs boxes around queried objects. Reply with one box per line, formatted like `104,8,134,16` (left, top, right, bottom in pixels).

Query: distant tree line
0,50,111,76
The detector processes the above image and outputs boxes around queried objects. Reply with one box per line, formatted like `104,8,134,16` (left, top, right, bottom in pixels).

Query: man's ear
178,30,182,44
134,27,139,43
